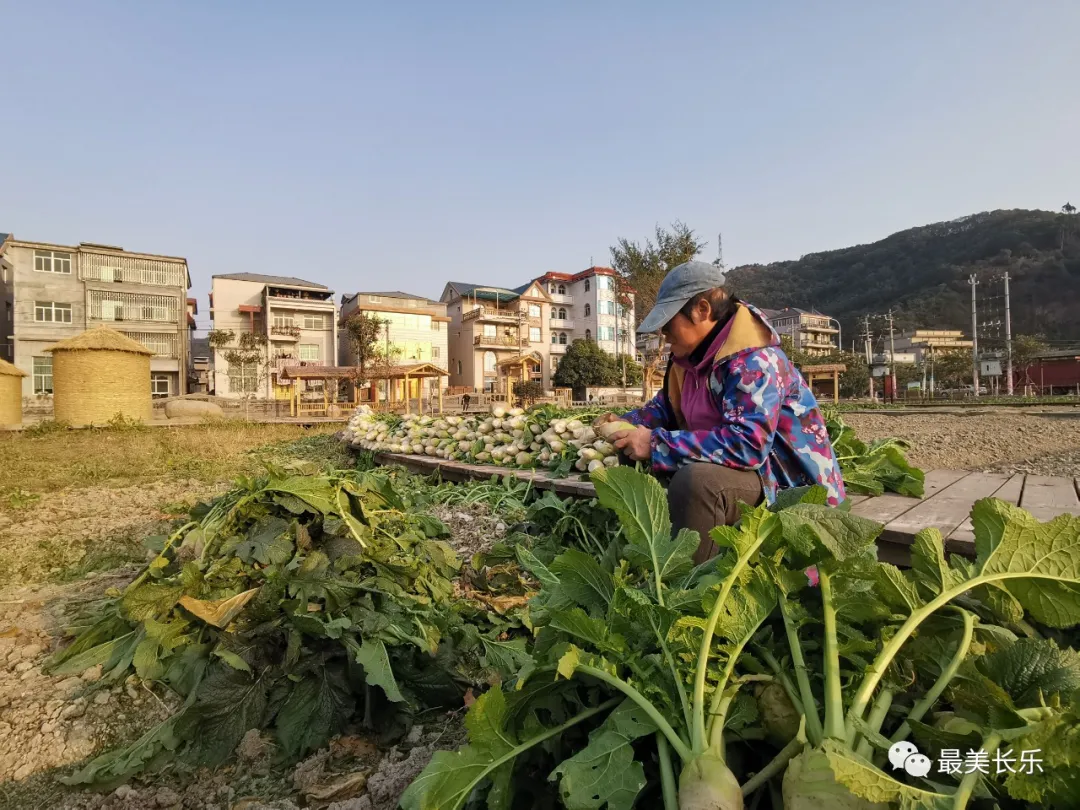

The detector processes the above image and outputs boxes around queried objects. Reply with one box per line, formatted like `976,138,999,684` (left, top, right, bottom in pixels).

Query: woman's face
661,298,716,358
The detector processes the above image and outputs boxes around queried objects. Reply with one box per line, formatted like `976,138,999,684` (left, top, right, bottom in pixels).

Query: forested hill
726,208,1080,344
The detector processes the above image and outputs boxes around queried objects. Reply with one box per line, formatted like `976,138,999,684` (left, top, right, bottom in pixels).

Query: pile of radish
342,404,636,473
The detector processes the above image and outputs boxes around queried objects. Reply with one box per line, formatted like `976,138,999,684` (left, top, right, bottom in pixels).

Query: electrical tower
969,275,980,397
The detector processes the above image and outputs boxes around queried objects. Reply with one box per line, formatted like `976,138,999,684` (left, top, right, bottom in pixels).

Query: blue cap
637,260,728,333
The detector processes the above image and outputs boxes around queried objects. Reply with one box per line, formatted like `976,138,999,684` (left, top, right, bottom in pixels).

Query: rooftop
446,281,524,302
214,272,329,290
345,290,441,305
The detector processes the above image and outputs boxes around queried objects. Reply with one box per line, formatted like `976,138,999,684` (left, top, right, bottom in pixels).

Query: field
0,414,1078,810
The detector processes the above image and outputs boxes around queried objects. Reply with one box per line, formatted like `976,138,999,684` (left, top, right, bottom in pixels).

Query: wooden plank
885,472,1007,545
1020,474,1080,521
849,470,967,528
946,474,1024,553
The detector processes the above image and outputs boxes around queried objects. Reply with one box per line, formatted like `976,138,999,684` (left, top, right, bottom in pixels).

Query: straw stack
0,358,27,427
45,327,153,427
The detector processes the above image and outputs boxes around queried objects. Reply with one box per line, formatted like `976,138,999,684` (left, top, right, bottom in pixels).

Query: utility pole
969,274,980,397
862,315,874,400
886,310,897,403
1003,272,1013,395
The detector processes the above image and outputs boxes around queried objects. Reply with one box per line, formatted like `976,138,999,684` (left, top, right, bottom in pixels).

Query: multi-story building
535,267,635,359
209,273,336,400
337,290,449,401
0,235,191,399
892,329,973,364
441,267,636,393
762,307,839,357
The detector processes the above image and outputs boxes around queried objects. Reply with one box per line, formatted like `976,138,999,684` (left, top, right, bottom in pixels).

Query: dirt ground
843,410,1080,475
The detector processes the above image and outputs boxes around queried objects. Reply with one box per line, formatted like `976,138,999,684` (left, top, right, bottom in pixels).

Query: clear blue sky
3,1,1078,331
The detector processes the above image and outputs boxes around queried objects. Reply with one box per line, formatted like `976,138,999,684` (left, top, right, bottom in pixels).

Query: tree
208,329,270,403
552,340,620,399
514,380,545,407
929,349,972,390
610,222,707,400
343,312,389,382
610,221,708,323
615,354,644,387
1010,334,1049,386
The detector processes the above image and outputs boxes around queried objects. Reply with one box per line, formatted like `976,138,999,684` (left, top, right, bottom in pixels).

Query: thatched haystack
0,358,27,427
46,327,153,427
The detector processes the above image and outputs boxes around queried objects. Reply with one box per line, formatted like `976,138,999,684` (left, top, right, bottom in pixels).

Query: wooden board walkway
373,453,1080,565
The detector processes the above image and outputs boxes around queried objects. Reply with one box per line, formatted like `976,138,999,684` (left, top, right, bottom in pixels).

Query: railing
474,334,524,347
121,331,179,358
462,306,524,322
81,252,187,288
549,318,575,329
549,342,568,353
88,290,179,322
270,325,301,338
548,293,574,304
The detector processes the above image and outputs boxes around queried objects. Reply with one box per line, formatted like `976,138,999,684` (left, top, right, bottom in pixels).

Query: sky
2,1,1078,332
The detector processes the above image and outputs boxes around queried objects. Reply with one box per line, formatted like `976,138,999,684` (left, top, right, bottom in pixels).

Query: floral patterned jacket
623,302,846,506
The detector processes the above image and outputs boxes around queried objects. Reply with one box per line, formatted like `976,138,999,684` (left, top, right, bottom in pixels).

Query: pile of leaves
403,467,1080,809
45,464,535,786
823,407,925,497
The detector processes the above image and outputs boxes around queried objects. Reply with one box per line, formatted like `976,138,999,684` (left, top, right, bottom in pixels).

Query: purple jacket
624,303,846,506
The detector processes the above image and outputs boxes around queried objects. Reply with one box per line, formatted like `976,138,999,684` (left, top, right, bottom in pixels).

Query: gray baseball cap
637,260,728,333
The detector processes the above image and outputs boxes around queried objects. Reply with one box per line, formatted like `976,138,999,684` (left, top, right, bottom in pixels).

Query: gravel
843,412,1080,474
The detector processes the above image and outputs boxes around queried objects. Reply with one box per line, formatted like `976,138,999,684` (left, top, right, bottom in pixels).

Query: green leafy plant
45,466,532,786
823,408,924,497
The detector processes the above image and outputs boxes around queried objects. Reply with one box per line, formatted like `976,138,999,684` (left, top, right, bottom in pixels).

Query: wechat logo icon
889,741,932,777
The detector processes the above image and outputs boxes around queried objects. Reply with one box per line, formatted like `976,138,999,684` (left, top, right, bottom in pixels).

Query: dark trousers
664,463,764,564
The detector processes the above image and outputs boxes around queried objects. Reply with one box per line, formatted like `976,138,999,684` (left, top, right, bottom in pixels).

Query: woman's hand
609,425,653,462
592,412,618,428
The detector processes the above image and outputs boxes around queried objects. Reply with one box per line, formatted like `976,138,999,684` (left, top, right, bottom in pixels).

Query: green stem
740,737,802,797
891,609,975,743
854,688,893,758
691,520,773,751
847,572,1049,738
657,732,679,810
779,598,823,746
578,665,692,761
1011,618,1043,639
952,732,1002,810
653,620,693,736
126,521,196,592
819,571,845,741
757,647,805,716
705,623,769,746
708,686,739,754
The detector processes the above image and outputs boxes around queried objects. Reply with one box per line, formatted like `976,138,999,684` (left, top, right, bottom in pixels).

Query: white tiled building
209,273,337,399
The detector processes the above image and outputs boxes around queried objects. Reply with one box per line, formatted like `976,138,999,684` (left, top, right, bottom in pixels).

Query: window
599,326,616,341
431,320,441,331
432,346,440,358
303,314,323,329
528,304,541,317
559,332,567,345
599,301,616,315
529,326,541,343
483,351,497,374
596,275,613,290
558,307,567,320
585,329,592,341
551,356,559,370
34,250,72,274
551,333,558,344
558,284,566,295
530,361,542,381
457,360,463,375
33,356,52,394
299,344,320,361
273,314,295,328
34,301,73,323
368,295,382,303
584,304,591,317
151,374,171,398
483,324,497,337
228,362,258,393
549,285,556,294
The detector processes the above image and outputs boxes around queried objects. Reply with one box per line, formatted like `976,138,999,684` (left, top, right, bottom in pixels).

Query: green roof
446,282,522,302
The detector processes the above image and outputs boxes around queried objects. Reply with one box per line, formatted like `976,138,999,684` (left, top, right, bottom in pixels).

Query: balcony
474,334,525,348
549,342,568,354
549,318,575,330
462,306,524,323
548,293,574,305
270,325,301,340
803,322,839,334
800,336,837,350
